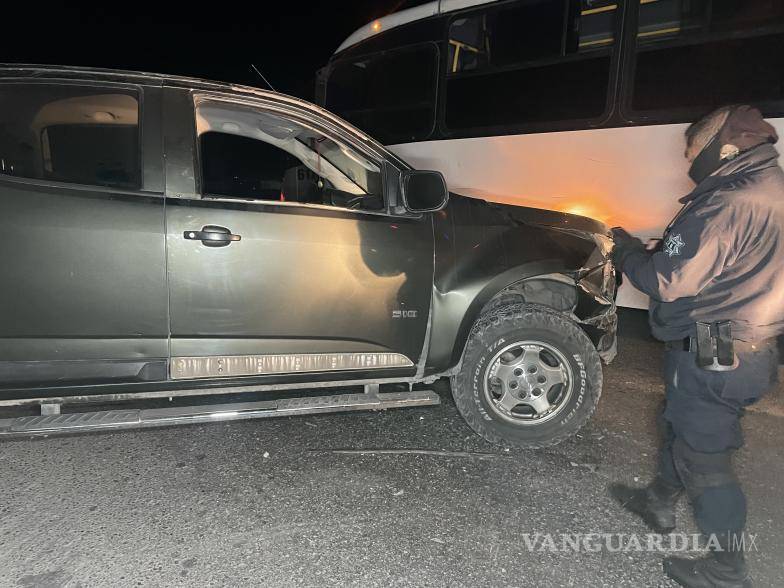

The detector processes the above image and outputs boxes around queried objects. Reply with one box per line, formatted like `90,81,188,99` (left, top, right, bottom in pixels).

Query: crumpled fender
424,195,617,374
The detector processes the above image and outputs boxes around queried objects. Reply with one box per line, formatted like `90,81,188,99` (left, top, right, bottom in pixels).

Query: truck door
0,80,168,391
163,88,433,383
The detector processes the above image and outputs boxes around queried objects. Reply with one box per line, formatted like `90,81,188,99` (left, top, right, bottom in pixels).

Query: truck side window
0,84,141,189
200,132,302,201
195,99,384,211
632,0,784,117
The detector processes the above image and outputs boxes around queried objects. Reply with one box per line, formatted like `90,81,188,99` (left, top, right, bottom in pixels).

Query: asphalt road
1,310,783,588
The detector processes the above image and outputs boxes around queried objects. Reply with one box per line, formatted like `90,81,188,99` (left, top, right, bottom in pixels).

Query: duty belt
665,321,777,371
665,335,772,353
664,337,698,352
665,321,738,371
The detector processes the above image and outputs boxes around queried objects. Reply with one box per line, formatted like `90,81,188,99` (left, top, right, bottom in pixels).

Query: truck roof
0,63,410,169
0,63,283,100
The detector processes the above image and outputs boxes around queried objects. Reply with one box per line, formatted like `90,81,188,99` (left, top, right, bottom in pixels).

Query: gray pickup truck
0,65,616,447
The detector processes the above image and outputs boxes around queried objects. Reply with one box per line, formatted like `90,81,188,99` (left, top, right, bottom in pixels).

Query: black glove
610,227,646,273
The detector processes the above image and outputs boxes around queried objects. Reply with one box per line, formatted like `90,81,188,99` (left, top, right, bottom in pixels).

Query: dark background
0,1,433,100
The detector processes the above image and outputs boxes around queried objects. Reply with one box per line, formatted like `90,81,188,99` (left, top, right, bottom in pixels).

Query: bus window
579,1,617,50
448,0,617,75
632,0,784,117
325,44,438,144
448,13,490,74
395,0,435,9
638,0,784,40
445,0,618,131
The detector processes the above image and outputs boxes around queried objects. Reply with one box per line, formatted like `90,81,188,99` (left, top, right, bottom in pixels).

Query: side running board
0,388,440,437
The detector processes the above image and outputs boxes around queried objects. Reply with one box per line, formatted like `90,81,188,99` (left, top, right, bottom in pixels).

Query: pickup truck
0,65,617,447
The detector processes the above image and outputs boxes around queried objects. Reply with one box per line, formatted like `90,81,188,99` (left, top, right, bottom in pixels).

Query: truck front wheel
451,304,602,448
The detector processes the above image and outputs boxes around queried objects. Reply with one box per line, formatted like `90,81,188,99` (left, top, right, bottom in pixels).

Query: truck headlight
592,234,614,258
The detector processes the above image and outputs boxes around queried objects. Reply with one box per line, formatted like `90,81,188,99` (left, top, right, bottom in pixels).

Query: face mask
688,134,725,184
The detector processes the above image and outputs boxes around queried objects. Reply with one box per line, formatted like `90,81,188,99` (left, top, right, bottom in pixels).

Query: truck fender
424,261,576,375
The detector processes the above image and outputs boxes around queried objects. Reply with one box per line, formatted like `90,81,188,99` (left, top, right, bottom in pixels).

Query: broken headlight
592,233,614,259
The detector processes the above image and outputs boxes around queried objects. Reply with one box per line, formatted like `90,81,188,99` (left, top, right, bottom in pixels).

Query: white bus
317,0,784,308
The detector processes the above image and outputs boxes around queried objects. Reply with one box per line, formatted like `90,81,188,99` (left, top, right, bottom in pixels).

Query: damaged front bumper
574,260,618,363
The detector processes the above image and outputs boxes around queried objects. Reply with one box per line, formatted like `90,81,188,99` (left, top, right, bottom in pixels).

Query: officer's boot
667,438,751,586
664,549,752,588
609,477,682,534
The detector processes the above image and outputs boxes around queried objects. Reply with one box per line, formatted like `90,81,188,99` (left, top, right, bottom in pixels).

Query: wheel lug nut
514,369,523,376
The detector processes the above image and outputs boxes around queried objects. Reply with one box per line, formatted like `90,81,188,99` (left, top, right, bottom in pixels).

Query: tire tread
451,303,603,449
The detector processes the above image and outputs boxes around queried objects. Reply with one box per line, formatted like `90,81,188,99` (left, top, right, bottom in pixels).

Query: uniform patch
664,233,685,257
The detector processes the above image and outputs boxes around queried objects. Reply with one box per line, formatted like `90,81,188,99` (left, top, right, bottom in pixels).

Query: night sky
0,1,432,100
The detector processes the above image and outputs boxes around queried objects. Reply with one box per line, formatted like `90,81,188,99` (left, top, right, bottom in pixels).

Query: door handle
183,225,241,247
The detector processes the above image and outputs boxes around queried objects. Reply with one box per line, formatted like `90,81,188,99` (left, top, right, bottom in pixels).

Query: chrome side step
0,389,440,437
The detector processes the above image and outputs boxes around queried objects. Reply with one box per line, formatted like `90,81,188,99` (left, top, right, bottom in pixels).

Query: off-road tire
451,303,602,448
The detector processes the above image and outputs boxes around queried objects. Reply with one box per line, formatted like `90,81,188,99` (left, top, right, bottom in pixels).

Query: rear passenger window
632,0,784,117
0,84,141,189
445,0,618,131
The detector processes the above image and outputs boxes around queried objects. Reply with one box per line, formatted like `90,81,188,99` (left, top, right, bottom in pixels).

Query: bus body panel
388,119,784,309
322,1,784,309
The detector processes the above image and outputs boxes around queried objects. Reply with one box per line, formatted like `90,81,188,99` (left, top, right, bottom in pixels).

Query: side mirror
400,170,449,213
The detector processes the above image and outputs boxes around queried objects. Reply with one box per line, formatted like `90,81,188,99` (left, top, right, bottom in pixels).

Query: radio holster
695,321,738,371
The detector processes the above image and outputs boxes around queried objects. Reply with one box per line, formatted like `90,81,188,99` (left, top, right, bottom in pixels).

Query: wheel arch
425,261,580,375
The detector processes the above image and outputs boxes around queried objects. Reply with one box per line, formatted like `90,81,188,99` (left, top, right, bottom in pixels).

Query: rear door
0,79,168,392
163,88,434,383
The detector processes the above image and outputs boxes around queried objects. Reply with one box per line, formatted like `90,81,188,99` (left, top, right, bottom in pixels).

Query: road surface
1,310,782,587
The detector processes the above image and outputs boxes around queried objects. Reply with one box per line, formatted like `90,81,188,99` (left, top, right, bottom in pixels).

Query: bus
317,0,784,308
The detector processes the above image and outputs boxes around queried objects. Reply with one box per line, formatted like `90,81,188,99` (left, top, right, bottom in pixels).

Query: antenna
250,63,277,92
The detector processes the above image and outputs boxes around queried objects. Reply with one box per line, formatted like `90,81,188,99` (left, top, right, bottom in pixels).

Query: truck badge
392,310,418,319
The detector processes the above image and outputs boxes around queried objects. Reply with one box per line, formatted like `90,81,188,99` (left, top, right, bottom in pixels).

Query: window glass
633,0,784,114
196,100,384,211
638,0,784,41
396,0,435,9
0,84,141,189
325,44,438,144
445,0,617,130
579,0,618,49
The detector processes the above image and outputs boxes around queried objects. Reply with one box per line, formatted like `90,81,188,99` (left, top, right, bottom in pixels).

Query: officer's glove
610,227,646,273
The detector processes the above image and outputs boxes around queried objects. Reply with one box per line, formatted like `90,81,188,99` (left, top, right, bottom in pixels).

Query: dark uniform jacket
623,144,784,343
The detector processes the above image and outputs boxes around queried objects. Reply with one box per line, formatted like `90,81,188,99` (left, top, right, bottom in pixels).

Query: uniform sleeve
622,205,731,302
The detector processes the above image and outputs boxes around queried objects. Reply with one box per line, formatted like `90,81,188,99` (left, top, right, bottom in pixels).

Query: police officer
609,105,784,588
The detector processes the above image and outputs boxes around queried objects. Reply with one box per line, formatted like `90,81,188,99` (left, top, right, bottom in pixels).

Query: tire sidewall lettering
488,337,506,353
453,305,604,446
559,353,588,426
471,354,492,420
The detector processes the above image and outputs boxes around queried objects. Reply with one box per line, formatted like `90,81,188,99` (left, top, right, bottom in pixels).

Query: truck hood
486,201,609,236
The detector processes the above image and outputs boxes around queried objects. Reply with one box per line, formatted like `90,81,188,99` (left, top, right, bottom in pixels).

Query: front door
0,81,168,392
163,89,433,383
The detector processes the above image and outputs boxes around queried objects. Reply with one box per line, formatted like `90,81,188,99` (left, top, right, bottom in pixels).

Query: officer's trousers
657,341,778,551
